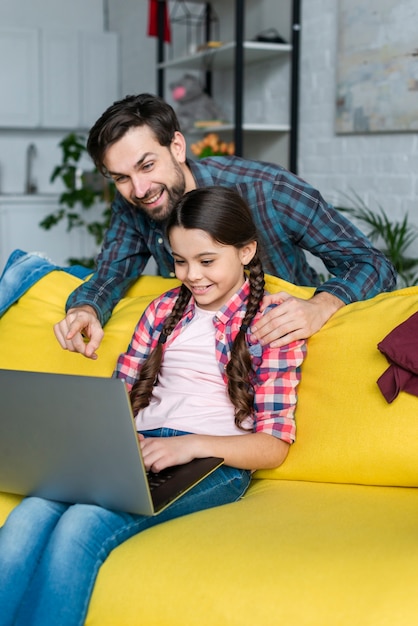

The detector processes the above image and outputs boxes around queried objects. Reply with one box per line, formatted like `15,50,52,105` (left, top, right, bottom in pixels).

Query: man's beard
132,159,186,223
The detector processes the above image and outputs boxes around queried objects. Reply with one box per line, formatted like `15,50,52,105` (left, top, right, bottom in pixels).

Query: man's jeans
0,428,251,626
0,249,90,317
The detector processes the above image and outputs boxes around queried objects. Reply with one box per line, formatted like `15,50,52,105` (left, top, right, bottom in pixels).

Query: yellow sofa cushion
87,479,418,626
1,271,418,487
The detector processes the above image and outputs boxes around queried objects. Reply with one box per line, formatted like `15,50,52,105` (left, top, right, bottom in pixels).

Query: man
54,93,396,359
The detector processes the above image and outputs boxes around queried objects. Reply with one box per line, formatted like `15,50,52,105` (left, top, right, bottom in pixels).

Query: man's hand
251,291,345,348
54,305,104,359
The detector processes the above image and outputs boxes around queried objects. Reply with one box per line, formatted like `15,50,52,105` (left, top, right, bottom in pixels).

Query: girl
0,186,306,626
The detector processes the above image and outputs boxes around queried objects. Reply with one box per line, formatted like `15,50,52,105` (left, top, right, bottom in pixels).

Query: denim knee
0,497,68,545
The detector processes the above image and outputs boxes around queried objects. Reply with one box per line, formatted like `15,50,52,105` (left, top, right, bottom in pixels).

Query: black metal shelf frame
156,0,300,174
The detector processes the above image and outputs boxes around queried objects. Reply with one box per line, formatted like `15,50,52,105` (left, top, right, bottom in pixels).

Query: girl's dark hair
130,186,265,430
87,93,181,176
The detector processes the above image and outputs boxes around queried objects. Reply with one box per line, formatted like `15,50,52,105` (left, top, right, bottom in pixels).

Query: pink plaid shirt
115,281,306,443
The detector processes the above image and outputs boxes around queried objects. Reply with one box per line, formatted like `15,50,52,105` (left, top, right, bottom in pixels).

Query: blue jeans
0,249,90,318
0,429,251,626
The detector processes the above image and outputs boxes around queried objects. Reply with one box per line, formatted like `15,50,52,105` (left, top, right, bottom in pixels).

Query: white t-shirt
135,305,249,436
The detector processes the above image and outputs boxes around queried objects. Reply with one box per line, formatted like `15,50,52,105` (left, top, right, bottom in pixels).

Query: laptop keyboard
146,469,174,491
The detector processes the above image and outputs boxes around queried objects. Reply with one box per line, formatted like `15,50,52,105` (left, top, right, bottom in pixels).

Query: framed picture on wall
335,0,418,133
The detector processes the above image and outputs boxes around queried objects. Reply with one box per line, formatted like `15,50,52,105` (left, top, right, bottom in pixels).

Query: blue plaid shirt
67,156,396,325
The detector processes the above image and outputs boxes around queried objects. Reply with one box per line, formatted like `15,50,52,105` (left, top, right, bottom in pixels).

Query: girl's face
169,226,257,311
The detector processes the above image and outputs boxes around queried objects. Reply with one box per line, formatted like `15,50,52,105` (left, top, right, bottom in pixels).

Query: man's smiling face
104,125,189,222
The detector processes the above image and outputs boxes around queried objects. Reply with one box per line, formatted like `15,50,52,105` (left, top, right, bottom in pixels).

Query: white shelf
158,41,291,71
188,122,290,134
242,122,291,132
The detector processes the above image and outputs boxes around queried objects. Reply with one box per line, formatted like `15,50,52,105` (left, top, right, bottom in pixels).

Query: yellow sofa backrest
259,282,418,488
1,271,418,488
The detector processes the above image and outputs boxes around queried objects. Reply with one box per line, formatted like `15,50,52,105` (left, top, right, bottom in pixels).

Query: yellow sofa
1,271,418,626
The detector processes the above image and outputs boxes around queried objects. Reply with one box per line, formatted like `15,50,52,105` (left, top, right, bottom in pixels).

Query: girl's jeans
0,428,251,626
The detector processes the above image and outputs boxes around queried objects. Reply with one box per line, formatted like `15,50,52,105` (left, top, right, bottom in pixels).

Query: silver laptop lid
0,370,156,514
0,369,223,516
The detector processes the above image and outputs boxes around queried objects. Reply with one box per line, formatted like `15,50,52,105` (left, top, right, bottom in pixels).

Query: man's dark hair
87,93,181,175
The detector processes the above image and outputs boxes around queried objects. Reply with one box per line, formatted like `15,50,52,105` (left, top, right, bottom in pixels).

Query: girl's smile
189,283,212,292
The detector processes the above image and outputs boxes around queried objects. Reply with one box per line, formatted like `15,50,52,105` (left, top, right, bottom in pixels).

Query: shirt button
157,237,163,244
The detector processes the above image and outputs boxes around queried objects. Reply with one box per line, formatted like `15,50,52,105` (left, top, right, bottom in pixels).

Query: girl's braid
130,285,191,415
226,255,265,429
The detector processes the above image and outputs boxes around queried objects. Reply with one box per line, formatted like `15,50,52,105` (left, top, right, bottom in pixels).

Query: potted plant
40,132,115,269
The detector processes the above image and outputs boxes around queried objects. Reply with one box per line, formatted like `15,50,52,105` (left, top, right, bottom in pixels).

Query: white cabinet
0,196,90,269
80,32,120,129
41,30,119,129
0,28,120,130
0,29,40,127
41,31,80,128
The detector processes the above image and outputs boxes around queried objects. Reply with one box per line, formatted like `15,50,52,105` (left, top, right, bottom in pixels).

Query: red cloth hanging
147,0,171,43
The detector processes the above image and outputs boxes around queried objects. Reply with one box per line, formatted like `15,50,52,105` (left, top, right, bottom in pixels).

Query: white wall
298,0,418,253
106,0,156,96
0,0,106,195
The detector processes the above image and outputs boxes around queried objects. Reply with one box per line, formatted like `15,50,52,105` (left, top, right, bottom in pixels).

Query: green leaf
336,190,418,287
42,132,116,263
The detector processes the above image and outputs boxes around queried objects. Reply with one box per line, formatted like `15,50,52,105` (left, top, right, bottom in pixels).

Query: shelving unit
156,0,300,172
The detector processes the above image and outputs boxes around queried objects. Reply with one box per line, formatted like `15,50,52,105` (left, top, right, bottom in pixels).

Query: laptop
0,369,223,515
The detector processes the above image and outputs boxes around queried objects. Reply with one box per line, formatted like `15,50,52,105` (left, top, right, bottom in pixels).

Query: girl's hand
139,435,196,473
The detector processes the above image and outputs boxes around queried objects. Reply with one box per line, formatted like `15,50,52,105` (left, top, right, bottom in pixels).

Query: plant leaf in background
336,190,418,288
40,132,115,269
